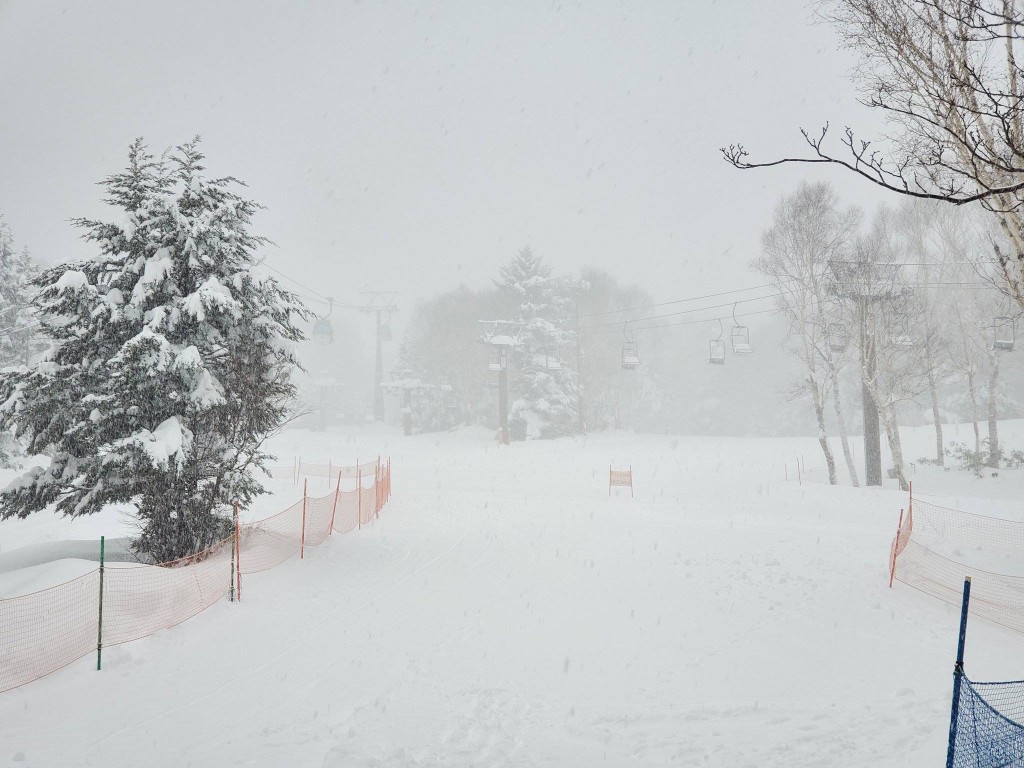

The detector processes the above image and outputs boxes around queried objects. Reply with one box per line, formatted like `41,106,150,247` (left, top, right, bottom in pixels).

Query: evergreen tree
0,138,310,561
497,247,580,439
0,219,44,467
0,219,41,368
388,332,458,434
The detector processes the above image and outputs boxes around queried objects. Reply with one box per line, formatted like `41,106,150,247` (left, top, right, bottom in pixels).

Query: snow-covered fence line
889,493,1024,634
0,458,392,694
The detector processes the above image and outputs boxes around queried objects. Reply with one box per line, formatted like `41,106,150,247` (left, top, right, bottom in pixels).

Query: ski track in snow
2,423,1024,766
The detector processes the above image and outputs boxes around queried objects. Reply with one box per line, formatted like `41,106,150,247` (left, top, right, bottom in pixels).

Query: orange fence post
357,465,362,530
889,507,905,588
376,458,383,518
630,465,633,498
301,478,307,559
329,470,342,533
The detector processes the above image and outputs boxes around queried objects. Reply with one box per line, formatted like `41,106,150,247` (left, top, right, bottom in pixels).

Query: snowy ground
2,423,1024,766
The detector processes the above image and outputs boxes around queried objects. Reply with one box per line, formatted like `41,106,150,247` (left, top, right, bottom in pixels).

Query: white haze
0,1,902,426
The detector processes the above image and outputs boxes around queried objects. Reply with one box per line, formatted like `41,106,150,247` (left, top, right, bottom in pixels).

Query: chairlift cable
587,307,779,335
581,292,786,330
579,283,776,318
258,261,359,309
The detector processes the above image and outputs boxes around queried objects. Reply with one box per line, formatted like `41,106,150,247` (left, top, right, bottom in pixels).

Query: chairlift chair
708,318,726,365
731,325,754,354
890,307,915,348
621,342,640,369
487,345,507,372
312,297,335,345
890,319,915,347
380,319,392,342
546,354,562,371
827,323,848,353
993,315,1016,352
729,303,754,354
621,325,640,369
708,338,726,365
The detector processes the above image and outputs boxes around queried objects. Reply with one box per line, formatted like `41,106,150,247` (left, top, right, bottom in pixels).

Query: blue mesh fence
951,676,1024,768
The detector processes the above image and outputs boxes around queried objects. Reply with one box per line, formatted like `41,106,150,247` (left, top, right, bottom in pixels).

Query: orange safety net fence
0,457,392,694
265,458,384,484
889,495,1024,633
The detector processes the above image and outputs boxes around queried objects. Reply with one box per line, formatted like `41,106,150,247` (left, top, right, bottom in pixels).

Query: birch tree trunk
968,369,981,458
988,352,1001,468
880,405,909,492
811,378,838,485
925,340,943,466
829,368,859,486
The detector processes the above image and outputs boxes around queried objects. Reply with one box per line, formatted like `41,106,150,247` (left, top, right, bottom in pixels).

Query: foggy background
0,0,901,433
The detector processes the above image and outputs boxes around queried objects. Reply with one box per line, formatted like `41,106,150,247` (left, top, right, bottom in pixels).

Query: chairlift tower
358,292,398,422
828,260,911,487
478,320,524,445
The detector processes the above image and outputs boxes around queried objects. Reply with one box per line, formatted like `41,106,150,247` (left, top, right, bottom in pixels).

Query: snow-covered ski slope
2,423,1024,767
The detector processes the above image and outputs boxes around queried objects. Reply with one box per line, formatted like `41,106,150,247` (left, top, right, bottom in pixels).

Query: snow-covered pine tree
0,138,310,561
497,247,580,439
0,219,45,467
0,219,42,369
387,333,458,434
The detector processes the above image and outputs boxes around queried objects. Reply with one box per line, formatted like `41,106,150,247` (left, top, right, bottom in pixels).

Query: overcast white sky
0,0,890,319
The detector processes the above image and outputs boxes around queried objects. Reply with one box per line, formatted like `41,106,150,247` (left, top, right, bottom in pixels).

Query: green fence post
96,536,105,671
230,505,236,603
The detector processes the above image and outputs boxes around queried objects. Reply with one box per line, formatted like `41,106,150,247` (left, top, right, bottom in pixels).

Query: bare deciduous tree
721,0,1024,310
757,182,862,485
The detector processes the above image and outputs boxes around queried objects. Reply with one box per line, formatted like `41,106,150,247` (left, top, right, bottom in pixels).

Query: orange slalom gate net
889,493,1024,633
0,457,392,694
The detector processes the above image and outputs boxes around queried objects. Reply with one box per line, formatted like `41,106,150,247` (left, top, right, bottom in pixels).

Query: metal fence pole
946,577,972,768
96,536,105,671
230,503,237,602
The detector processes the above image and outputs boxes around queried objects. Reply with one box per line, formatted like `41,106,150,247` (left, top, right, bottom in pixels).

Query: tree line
758,181,1020,489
